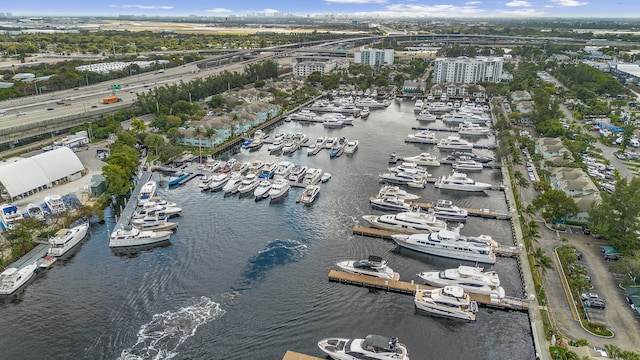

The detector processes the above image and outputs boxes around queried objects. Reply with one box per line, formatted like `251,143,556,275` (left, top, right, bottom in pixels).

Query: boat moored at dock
336,255,399,280
418,265,505,298
318,335,410,360
47,223,90,257
414,286,478,322
391,231,497,264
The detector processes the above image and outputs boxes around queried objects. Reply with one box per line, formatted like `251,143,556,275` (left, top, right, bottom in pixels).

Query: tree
533,247,553,276
609,251,640,283
102,163,132,196
306,71,322,85
144,133,165,157
532,189,579,223
130,117,147,135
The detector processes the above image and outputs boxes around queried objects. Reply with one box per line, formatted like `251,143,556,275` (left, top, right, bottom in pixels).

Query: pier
328,270,529,311
114,170,152,230
177,172,203,185
368,198,511,219
282,351,324,360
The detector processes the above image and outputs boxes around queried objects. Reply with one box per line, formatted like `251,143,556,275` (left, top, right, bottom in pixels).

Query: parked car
582,225,591,235
581,292,600,301
594,346,608,357
584,298,606,309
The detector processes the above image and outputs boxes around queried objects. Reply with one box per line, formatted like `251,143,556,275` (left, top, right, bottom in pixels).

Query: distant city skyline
2,1,639,18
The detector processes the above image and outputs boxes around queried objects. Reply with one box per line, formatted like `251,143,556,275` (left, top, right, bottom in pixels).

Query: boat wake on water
117,297,225,360
235,239,308,290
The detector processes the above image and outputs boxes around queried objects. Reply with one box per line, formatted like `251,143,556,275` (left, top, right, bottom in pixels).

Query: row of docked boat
0,194,72,231
307,136,360,158
266,131,309,154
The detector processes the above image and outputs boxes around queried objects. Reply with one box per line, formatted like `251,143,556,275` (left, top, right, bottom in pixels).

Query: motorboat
132,213,178,232
458,122,491,136
26,203,46,221
322,118,344,128
377,185,420,201
297,184,320,205
330,138,346,158
237,174,261,194
138,180,157,203
293,132,309,144
44,194,66,215
282,140,299,154
246,139,263,152
406,130,437,144
307,143,322,156
315,136,328,147
274,161,295,179
437,136,473,151
231,161,250,175
402,153,440,167
336,255,399,280
318,335,409,360
253,180,272,200
391,231,497,264
432,199,468,221
360,107,370,119
434,171,492,192
325,113,353,125
321,173,332,183
389,162,430,176
259,161,276,179
268,178,290,201
139,197,177,208
198,173,217,189
324,137,338,149
355,98,389,108
303,168,323,185
378,170,427,188
362,209,447,234
288,165,308,183
0,203,23,231
450,151,494,163
415,109,437,122
418,265,505,298
388,152,400,164
425,101,453,113
344,140,359,155
441,111,488,124
109,225,172,248
0,261,37,295
219,158,237,173
267,139,286,152
289,109,317,122
452,157,484,172
247,160,265,174
134,202,182,219
203,158,223,172
47,223,90,257
369,196,411,212
414,286,478,322
414,99,424,112
222,173,244,194
208,173,230,192
252,129,267,140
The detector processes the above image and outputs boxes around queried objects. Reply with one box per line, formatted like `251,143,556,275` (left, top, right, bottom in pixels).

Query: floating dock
178,172,203,185
282,351,324,360
368,198,511,219
328,270,529,312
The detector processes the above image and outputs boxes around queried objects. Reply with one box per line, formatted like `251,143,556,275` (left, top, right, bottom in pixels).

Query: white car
16,111,27,116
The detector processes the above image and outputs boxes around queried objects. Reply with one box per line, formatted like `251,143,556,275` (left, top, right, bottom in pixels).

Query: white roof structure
0,147,84,199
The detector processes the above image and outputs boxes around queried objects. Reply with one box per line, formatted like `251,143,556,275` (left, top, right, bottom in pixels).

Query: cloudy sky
3,0,637,18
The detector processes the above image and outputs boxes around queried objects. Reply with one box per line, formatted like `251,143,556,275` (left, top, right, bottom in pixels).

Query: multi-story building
293,58,348,77
354,46,394,66
433,56,504,84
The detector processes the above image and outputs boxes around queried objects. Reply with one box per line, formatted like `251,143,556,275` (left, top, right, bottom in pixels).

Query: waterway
0,100,534,360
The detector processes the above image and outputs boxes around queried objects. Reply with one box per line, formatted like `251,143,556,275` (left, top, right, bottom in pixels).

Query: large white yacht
253,180,272,200
267,139,286,152
222,173,244,194
362,209,447,234
344,140,359,155
369,196,412,212
134,201,182,219
418,265,505,298
425,101,452,113
318,335,410,360
237,174,261,194
109,225,172,248
437,136,473,151
273,161,295,179
413,99,424,112
452,157,484,172
458,122,491,136
434,171,492,192
324,137,338,149
138,180,157,204
378,170,427,188
47,223,90,257
391,231,496,264
377,185,420,201
406,130,437,144
415,109,437,122
432,199,468,221
208,173,230,192
268,178,290,201
336,255,399,280
355,97,389,108
414,286,478,322
0,203,23,231
0,261,37,295
303,168,323,185
288,165,308,183
44,194,66,215
297,184,320,205
402,153,440,167
442,111,488,124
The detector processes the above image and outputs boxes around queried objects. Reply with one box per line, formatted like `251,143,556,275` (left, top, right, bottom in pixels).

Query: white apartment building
433,56,504,84
354,46,394,66
293,58,348,77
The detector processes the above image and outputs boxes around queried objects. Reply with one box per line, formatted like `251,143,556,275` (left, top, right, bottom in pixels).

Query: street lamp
83,101,87,113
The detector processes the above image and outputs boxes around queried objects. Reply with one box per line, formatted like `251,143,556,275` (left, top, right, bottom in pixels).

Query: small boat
324,137,337,149
418,265,505,298
360,107,370,119
281,140,299,154
303,168,323,185
297,184,320,205
329,143,345,158
414,99,424,112
388,152,400,164
47,223,90,257
377,185,420,200
307,143,322,156
208,173,230,192
253,180,272,200
274,161,295,179
414,286,478,322
336,255,399,280
343,140,359,155
138,181,157,203
320,173,332,183
318,335,409,360
268,178,290,202
432,199,468,221
0,261,38,295
44,194,66,215
38,255,57,270
109,225,173,248
0,203,23,231
288,165,308,183
246,139,264,152
27,203,46,221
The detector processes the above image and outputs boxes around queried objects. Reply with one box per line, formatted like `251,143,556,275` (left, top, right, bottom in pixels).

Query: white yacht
47,223,90,257
134,201,182,219
324,113,353,125
0,203,23,231
452,158,484,172
362,210,447,234
138,181,157,203
198,173,217,189
289,109,317,122
288,165,308,183
389,162,430,177
402,153,440,167
253,180,272,200
132,213,178,232
336,255,399,280
307,143,322,156
437,136,473,151
223,173,244,194
274,161,295,179
415,109,437,122
44,195,66,215
318,335,410,360
237,174,261,194
391,231,497,264
344,140,359,155
360,107,370,119
442,111,488,124
208,173,230,192
26,203,46,221
297,184,320,205
315,136,328,147
282,139,299,154
425,101,453,113
0,261,37,295
109,225,172,248
329,138,346,159
414,99,424,112
377,185,420,201
247,160,265,174
458,122,491,136
322,118,344,128
268,178,290,201
432,199,468,221
355,98,389,108
267,139,286,152
259,161,276,179
369,196,412,212
418,265,505,298
324,137,338,149
414,286,478,322
406,130,437,144
434,171,492,192
378,170,427,188
303,168,323,185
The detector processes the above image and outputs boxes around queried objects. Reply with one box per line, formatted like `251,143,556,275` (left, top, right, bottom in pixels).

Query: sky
2,0,638,18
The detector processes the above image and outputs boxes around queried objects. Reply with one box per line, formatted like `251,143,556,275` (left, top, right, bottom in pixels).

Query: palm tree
533,247,554,276
604,344,621,359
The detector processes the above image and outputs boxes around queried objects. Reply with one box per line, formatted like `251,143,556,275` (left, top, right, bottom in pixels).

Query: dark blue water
0,101,534,360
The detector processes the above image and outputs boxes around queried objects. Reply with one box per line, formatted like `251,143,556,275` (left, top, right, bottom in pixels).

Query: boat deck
328,270,529,312
282,350,325,360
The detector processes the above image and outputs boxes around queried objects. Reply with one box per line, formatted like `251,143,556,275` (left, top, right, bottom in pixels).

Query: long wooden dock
282,351,324,360
371,198,511,219
328,270,529,311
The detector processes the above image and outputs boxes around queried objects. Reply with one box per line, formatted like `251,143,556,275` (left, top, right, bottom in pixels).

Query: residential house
535,138,574,162
547,167,601,221
403,80,425,94
511,90,531,102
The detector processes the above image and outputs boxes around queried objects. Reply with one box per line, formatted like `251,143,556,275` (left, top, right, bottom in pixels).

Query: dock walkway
114,170,152,229
282,350,324,360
